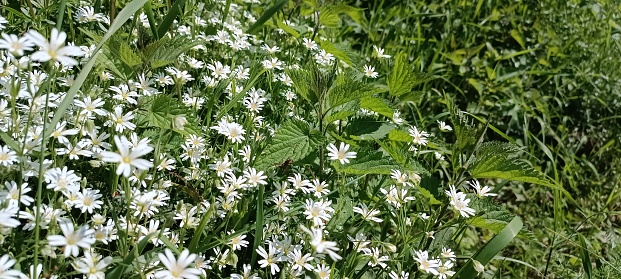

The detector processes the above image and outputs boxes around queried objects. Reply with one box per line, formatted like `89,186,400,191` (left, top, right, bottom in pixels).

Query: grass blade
579,233,593,279
456,216,523,278
246,0,287,34
157,0,186,38
105,232,156,279
250,184,265,268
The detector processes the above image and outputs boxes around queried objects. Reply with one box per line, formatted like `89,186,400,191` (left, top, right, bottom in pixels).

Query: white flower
363,65,378,78
26,28,84,66
473,259,485,274
445,185,476,218
100,135,154,177
469,180,497,198
0,254,25,279
373,45,391,59
73,252,112,279
408,126,430,146
0,181,34,207
326,142,356,164
0,145,18,167
0,33,34,56
353,203,383,223
438,120,453,131
47,221,95,257
155,249,202,279
300,225,342,261
256,245,282,275
413,250,440,275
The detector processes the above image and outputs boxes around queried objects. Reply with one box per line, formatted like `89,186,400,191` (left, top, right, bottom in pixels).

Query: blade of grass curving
246,0,288,34
579,233,593,279
0,132,20,153
215,68,266,120
144,0,159,39
55,0,67,30
43,0,148,140
156,0,186,38
456,216,523,278
105,232,156,279
188,199,216,252
250,184,265,268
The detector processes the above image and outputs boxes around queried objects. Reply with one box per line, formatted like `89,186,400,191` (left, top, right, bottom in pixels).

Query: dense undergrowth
0,0,619,278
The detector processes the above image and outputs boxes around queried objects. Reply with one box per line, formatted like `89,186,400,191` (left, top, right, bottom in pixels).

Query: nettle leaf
141,36,200,69
468,142,554,187
388,129,412,142
287,63,329,105
319,6,340,28
452,108,485,154
359,96,394,118
334,149,400,175
345,119,394,141
328,72,386,108
320,40,353,65
388,52,435,97
146,95,197,135
324,101,359,123
254,120,322,170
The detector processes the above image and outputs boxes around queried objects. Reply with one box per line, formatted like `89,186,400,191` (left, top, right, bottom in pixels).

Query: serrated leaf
346,119,394,141
254,120,322,170
387,52,424,96
119,42,142,66
334,150,400,175
319,6,340,28
388,130,412,142
320,40,353,65
469,142,554,187
359,97,394,117
328,73,386,108
416,185,442,205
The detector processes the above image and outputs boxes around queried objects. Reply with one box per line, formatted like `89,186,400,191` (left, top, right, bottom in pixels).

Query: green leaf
324,102,358,123
277,21,300,38
334,150,400,175
319,6,340,28
388,130,412,142
416,185,441,205
287,66,318,105
0,132,20,154
328,73,386,108
468,142,555,187
510,29,526,49
346,120,394,141
105,232,156,279
456,216,523,279
319,40,353,66
250,184,265,267
157,0,186,38
247,0,288,34
44,0,149,140
579,233,593,279
387,52,434,96
253,120,322,170
359,97,394,118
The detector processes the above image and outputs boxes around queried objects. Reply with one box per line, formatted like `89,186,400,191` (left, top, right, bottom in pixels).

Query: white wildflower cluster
0,1,508,278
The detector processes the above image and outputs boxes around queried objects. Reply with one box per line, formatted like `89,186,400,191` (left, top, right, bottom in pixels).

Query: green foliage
468,142,555,187
334,149,400,175
388,52,435,97
327,71,386,108
253,119,323,170
456,216,523,278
